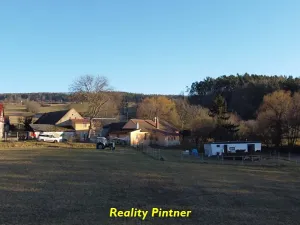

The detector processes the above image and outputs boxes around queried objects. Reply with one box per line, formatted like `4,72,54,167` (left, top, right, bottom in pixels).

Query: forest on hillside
0,92,181,104
188,73,300,120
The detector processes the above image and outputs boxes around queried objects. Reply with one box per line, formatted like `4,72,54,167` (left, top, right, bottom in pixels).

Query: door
224,145,228,154
247,144,255,154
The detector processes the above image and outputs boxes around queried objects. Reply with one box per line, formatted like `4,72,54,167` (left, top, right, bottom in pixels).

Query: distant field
38,104,69,113
3,102,117,117
3,103,88,124
0,147,299,225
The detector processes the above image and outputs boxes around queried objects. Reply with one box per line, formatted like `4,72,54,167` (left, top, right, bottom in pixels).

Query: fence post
17,132,19,140
260,156,262,166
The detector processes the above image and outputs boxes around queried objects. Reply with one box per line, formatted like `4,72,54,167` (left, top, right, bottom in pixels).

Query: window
216,145,220,147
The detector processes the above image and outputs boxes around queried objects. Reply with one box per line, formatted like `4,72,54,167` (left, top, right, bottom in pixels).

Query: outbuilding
204,141,261,157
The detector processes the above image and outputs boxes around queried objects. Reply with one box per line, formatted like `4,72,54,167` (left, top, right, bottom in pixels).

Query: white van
38,134,62,143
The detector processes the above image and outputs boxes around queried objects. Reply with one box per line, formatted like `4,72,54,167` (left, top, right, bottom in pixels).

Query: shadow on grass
0,149,299,225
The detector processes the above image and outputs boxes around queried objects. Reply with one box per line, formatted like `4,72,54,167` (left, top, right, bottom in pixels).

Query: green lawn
0,148,299,225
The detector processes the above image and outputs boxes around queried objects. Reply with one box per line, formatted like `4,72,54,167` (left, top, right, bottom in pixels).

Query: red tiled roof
71,119,90,123
0,103,3,113
0,104,4,120
124,119,179,135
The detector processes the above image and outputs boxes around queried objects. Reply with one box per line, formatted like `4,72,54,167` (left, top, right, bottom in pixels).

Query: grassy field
0,147,299,225
4,103,70,115
0,141,96,149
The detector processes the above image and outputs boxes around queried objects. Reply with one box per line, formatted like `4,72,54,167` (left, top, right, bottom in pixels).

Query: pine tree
209,94,239,140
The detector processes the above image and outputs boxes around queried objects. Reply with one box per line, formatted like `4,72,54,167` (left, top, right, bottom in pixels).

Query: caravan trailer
204,141,261,157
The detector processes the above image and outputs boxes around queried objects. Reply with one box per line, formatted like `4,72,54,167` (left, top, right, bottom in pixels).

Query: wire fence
135,144,162,160
1,132,29,142
132,143,300,167
179,151,300,166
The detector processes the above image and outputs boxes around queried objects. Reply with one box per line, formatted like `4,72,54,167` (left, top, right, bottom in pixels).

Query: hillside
0,92,182,104
189,73,300,120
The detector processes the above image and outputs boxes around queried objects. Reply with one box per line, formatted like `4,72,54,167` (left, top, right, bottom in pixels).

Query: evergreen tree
209,94,239,140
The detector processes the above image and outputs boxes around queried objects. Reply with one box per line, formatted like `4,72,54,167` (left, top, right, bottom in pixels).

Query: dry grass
0,141,95,149
38,105,69,113
0,148,299,225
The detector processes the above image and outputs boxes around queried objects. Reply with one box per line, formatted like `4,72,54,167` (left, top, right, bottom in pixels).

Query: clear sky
0,0,299,95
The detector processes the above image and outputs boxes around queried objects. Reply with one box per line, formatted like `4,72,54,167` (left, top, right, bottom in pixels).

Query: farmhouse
204,141,261,157
104,117,180,147
32,108,90,141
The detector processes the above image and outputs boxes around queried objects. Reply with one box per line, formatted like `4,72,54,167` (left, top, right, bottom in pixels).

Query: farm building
29,124,75,140
103,117,180,147
204,141,261,157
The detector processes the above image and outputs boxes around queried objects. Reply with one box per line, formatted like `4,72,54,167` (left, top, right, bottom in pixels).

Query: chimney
156,117,159,129
136,122,139,130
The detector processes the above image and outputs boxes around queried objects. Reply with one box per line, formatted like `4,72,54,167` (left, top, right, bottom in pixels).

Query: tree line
0,92,181,104
188,73,300,148
189,73,300,120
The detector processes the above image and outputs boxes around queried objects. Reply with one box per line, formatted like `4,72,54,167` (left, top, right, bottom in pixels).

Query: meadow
0,147,299,225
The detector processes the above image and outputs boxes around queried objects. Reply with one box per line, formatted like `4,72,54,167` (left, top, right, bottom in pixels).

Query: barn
204,141,261,157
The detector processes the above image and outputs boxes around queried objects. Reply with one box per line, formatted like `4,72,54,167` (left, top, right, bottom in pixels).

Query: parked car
38,134,62,143
110,137,128,145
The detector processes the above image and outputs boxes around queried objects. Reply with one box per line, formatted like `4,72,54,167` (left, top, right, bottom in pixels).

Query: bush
25,101,41,113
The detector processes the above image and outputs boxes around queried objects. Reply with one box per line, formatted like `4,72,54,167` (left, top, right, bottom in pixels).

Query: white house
204,141,261,157
29,124,75,140
105,118,180,147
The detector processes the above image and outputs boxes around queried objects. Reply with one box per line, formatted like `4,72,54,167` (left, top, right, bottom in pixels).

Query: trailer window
216,145,220,147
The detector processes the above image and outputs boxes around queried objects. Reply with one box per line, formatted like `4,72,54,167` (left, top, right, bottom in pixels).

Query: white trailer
204,141,261,157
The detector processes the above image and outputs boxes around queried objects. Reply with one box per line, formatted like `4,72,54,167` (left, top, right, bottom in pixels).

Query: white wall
36,131,75,139
205,142,261,156
0,122,4,139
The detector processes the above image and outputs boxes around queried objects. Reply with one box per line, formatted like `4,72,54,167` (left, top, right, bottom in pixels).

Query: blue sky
0,0,299,94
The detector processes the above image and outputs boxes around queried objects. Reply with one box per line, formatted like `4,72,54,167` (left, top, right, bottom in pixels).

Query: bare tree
25,101,41,114
136,96,179,126
257,90,292,147
285,93,300,146
175,97,190,130
175,97,208,130
69,75,115,139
